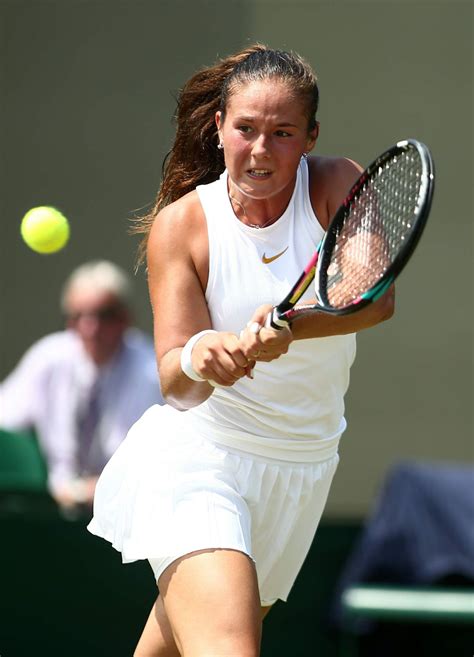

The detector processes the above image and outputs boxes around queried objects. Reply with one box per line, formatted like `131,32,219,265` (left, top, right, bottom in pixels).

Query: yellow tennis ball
20,206,70,254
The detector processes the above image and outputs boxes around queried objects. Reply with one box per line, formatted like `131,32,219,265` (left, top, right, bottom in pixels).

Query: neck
229,196,280,229
227,175,296,229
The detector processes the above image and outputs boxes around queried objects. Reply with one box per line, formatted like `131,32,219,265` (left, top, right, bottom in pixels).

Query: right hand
191,331,256,386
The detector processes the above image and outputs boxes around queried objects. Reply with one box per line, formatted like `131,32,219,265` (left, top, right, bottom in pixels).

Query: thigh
159,548,262,657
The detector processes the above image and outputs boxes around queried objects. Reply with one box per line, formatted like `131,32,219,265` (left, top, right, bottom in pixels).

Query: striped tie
76,378,101,475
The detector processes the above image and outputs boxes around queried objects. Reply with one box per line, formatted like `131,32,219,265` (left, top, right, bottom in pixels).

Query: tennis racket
266,138,435,329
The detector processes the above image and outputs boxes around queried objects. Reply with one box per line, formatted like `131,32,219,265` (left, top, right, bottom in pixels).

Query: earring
217,141,224,150
302,152,308,159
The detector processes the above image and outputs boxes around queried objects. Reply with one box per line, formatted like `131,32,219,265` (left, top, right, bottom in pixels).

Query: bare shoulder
147,190,208,284
308,155,363,228
148,191,205,257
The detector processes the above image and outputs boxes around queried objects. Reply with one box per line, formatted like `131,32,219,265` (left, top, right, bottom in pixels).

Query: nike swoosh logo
262,246,289,264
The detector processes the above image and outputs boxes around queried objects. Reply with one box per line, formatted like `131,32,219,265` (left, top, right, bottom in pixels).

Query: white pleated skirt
88,404,339,604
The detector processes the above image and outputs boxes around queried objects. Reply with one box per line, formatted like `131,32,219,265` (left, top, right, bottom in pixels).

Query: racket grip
265,307,290,330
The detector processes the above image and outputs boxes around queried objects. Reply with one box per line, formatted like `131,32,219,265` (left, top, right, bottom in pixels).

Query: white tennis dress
88,159,357,604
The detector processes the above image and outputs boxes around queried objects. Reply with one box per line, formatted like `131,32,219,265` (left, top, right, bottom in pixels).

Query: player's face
216,79,318,210
65,288,129,365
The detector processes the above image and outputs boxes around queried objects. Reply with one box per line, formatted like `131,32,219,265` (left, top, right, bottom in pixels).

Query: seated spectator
0,260,164,511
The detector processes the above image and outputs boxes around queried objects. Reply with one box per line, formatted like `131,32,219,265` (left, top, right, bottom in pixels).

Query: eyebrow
235,116,299,128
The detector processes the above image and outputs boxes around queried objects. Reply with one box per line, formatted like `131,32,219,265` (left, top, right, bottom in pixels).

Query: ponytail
132,44,268,265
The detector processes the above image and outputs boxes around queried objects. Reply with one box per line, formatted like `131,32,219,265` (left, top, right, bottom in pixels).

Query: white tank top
189,158,357,462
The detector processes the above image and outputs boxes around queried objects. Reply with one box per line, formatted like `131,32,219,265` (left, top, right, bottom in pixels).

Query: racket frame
314,138,435,315
269,138,435,328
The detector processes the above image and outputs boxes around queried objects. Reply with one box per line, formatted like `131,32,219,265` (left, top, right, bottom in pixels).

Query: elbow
161,386,178,409
157,349,214,410
164,391,209,412
165,396,190,412
160,377,212,412
160,381,189,411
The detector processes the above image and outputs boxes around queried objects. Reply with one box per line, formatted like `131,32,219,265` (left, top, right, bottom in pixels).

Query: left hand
239,304,293,363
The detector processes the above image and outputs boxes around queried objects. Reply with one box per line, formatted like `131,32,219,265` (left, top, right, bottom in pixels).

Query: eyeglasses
66,304,124,324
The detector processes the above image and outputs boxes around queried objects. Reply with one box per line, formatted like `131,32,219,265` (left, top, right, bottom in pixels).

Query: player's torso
191,160,357,451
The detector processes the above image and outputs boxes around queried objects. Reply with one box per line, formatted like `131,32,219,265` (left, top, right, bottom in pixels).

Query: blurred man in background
0,260,163,511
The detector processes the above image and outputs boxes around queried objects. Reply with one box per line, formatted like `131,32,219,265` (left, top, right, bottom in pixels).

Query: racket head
313,138,435,315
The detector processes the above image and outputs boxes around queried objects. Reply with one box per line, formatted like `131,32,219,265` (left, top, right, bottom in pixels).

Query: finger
231,348,252,369
258,324,292,346
206,369,240,387
245,361,256,379
238,328,262,360
247,321,262,335
224,335,254,371
247,304,274,328
207,351,249,386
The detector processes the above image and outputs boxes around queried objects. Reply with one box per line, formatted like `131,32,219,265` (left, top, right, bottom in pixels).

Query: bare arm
290,285,394,339
238,286,393,361
147,193,253,410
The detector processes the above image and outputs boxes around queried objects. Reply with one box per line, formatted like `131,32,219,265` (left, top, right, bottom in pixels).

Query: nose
251,133,271,157
76,314,101,339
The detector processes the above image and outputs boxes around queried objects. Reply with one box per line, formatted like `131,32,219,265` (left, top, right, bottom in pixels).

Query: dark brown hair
133,44,319,265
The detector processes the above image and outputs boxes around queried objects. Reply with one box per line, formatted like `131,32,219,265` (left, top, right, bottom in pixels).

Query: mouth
247,168,272,179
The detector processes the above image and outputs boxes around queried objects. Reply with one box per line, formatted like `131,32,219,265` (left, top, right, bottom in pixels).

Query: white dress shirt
0,328,163,494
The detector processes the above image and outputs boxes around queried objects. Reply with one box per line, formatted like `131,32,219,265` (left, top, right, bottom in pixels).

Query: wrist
180,329,217,382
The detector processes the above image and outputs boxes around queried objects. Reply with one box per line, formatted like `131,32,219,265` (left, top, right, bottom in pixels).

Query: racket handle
265,307,290,330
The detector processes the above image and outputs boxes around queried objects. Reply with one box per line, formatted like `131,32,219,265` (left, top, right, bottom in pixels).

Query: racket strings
326,149,424,308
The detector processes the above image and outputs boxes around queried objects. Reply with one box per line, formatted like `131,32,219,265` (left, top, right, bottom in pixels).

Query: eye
275,130,292,137
237,125,252,133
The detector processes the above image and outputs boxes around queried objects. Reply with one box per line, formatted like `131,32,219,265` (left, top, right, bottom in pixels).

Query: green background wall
2,0,472,519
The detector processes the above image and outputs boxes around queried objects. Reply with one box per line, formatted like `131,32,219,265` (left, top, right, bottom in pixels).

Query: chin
84,346,109,365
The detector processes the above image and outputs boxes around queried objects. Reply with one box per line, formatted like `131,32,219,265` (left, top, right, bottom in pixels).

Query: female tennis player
88,44,394,657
